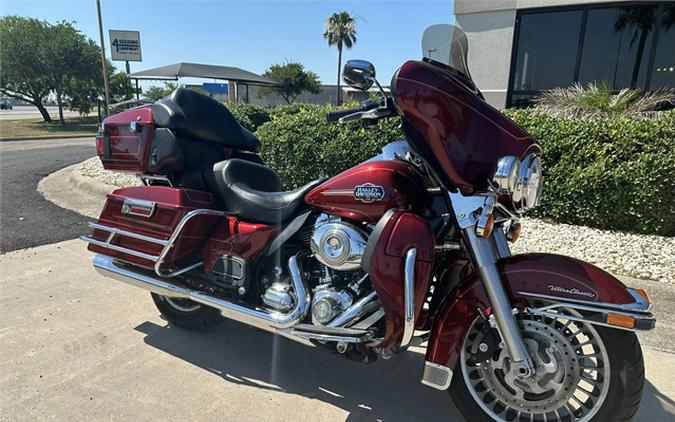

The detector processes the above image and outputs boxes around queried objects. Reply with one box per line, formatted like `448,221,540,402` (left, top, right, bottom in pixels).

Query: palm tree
324,11,357,105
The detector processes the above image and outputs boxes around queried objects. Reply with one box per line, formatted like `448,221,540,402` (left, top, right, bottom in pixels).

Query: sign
109,30,142,61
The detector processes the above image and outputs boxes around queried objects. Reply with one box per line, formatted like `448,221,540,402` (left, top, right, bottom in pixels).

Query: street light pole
96,0,111,115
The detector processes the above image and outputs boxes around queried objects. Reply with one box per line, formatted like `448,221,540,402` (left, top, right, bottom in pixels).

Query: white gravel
79,157,674,284
80,157,140,187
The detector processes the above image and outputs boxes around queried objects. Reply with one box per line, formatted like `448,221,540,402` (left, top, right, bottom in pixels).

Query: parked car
0,101,13,110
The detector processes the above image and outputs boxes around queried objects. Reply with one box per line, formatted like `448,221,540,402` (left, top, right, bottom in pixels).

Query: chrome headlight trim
493,156,521,194
513,154,543,213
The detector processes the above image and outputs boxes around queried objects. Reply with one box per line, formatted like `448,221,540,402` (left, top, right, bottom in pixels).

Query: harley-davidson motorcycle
83,24,655,421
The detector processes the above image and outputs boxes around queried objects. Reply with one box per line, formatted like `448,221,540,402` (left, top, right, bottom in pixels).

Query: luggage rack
81,208,231,278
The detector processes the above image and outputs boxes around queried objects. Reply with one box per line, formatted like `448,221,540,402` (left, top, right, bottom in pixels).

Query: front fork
450,192,536,376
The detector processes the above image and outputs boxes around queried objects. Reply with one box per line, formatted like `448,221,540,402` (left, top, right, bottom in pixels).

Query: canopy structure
128,62,276,103
128,62,276,85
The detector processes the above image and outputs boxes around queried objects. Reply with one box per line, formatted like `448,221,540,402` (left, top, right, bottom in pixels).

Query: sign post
109,30,142,101
96,0,110,115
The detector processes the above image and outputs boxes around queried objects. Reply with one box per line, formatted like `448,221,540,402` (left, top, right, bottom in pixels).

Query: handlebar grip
326,108,361,122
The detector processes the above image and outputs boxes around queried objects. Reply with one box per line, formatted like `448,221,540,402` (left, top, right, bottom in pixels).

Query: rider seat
204,159,323,224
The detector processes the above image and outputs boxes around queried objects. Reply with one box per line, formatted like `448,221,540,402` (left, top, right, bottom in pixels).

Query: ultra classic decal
353,183,385,203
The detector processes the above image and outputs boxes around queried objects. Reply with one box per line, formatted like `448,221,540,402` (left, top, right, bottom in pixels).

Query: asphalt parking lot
0,138,95,252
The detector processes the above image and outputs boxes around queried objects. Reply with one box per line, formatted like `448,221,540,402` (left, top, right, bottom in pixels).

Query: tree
144,82,178,100
48,21,102,124
66,64,127,115
324,12,357,105
258,61,321,104
0,16,54,122
0,16,106,124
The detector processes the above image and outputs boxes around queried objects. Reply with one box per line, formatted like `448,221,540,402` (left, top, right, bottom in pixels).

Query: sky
1,0,455,88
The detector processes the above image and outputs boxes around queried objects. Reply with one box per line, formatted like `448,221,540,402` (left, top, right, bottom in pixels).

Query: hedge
255,104,402,189
504,109,674,236
229,103,674,236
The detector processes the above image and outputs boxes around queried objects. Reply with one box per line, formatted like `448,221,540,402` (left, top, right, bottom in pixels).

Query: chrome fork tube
463,228,534,374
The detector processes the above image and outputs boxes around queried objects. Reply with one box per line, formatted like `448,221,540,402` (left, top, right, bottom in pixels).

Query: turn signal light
506,222,522,243
476,213,495,239
634,288,652,304
95,136,105,156
606,313,635,329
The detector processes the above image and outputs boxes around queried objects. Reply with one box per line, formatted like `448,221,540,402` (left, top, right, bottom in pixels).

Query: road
0,137,95,252
0,105,80,120
0,239,673,422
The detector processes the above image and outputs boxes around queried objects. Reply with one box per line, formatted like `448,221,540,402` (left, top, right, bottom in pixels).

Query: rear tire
151,293,223,330
450,318,644,421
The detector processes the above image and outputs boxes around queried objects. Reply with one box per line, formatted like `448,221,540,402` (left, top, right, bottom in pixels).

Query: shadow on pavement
135,318,674,422
135,319,457,422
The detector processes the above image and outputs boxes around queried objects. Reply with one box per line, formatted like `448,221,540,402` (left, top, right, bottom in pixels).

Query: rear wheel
151,293,222,330
450,311,644,421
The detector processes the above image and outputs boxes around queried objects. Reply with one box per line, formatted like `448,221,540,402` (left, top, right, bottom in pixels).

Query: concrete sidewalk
1,239,674,421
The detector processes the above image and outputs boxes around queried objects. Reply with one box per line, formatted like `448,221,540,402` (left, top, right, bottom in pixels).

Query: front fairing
393,60,541,194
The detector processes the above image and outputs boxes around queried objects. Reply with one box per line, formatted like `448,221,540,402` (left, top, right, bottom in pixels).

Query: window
511,11,583,92
578,6,657,90
508,2,674,107
648,4,675,88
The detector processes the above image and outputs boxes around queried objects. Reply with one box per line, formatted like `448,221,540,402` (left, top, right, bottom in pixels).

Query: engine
262,214,374,327
309,217,368,271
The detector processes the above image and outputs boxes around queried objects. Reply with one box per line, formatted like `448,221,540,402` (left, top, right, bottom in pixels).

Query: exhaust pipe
92,254,310,331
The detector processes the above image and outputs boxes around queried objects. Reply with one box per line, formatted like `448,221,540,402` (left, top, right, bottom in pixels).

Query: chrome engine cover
262,282,294,312
311,285,353,325
310,219,368,271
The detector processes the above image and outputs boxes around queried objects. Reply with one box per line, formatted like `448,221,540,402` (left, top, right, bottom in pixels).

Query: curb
38,160,120,219
0,134,95,142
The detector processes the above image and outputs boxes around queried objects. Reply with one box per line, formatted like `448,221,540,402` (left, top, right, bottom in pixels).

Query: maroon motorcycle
83,24,655,421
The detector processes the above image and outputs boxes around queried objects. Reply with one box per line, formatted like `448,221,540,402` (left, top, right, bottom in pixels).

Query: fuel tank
305,160,426,224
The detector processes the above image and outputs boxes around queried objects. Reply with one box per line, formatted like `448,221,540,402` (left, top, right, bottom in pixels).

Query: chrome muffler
92,254,310,332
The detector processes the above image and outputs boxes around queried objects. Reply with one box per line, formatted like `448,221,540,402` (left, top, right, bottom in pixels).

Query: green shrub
227,103,271,132
504,109,675,236
256,104,402,189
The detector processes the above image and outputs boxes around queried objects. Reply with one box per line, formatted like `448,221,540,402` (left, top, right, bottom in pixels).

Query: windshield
421,24,471,80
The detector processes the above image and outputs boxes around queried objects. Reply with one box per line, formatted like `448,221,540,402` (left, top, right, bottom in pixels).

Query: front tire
450,314,644,421
151,293,223,330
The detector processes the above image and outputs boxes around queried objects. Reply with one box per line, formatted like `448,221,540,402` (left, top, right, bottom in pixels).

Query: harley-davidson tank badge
353,183,385,203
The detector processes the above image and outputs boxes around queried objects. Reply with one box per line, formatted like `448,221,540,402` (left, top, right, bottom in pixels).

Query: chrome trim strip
401,248,417,348
87,222,169,246
80,236,160,262
420,361,453,390
284,331,365,343
93,254,310,331
121,198,156,218
517,289,652,314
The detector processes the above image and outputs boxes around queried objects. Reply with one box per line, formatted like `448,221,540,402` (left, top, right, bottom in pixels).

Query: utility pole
125,60,131,100
96,0,111,114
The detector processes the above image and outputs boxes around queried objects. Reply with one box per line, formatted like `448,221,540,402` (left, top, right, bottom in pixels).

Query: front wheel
151,293,223,330
450,312,644,421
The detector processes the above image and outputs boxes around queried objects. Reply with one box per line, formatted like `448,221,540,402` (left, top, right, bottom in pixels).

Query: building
454,0,675,108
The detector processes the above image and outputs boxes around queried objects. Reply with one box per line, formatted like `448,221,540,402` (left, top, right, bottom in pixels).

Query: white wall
456,9,517,108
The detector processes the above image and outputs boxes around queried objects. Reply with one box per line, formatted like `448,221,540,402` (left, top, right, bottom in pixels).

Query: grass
0,116,99,138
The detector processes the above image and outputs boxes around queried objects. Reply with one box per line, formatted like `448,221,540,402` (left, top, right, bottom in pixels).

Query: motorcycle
83,24,655,421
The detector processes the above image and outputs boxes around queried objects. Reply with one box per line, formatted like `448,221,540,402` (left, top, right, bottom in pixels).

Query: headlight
493,156,521,194
513,154,543,212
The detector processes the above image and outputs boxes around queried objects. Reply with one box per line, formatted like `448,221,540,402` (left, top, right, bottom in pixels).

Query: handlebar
326,98,397,123
326,107,363,122
326,99,379,122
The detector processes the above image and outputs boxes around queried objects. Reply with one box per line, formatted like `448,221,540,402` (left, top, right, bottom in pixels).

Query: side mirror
343,60,376,91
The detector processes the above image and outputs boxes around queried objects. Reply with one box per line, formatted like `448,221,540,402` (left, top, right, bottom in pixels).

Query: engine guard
421,253,655,391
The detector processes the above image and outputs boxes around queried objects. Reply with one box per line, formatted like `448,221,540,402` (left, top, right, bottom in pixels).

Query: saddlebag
83,186,221,272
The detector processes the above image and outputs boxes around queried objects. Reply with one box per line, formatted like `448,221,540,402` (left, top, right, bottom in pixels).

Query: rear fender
423,253,654,389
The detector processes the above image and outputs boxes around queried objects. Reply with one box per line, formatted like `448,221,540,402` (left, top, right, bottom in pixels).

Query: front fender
425,253,654,377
